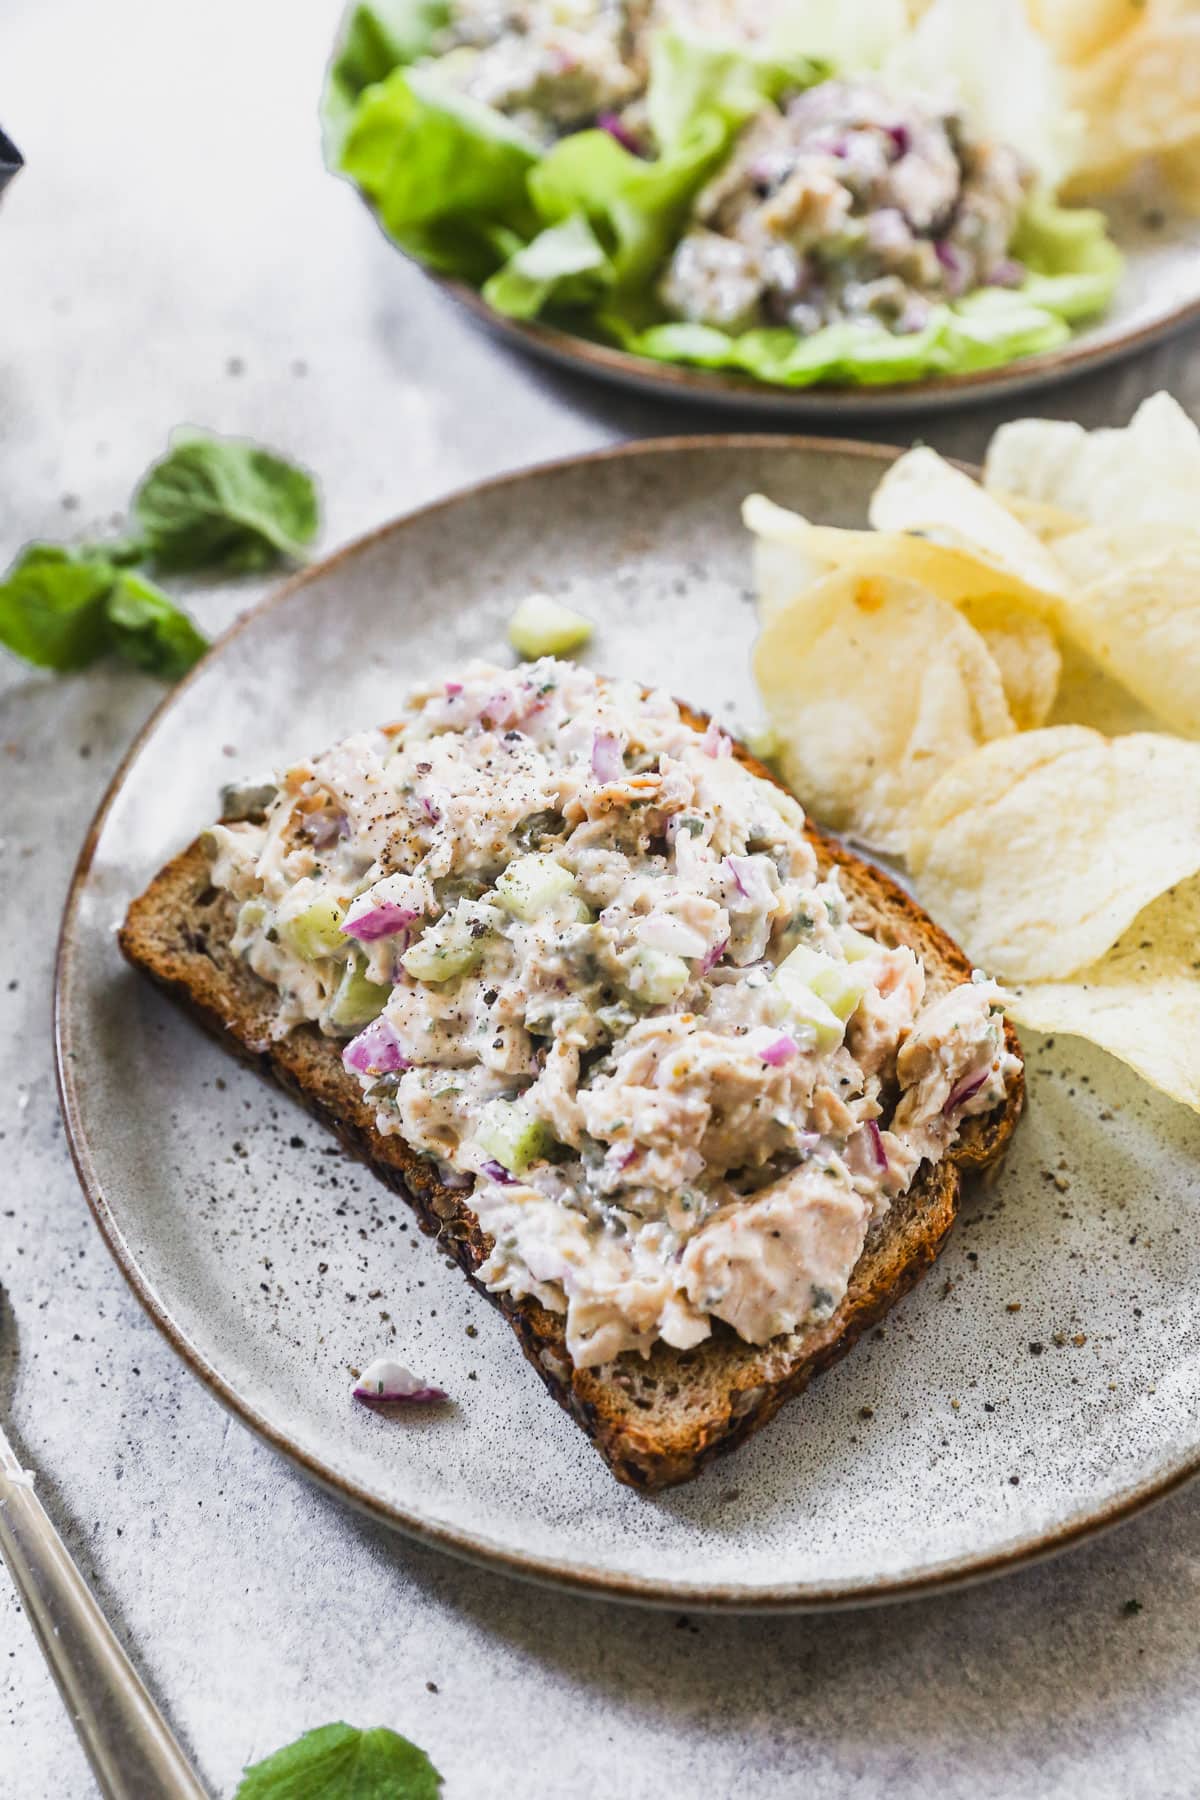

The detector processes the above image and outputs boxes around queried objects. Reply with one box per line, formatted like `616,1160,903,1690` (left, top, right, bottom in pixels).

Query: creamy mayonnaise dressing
209,659,1019,1368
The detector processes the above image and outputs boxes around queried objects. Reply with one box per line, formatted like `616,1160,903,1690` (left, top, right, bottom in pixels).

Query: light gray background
2,2,1199,1795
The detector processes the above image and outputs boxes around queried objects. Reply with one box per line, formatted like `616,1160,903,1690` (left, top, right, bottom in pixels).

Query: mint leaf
0,545,115,670
0,543,208,678
133,434,319,574
104,570,209,678
234,1723,442,1800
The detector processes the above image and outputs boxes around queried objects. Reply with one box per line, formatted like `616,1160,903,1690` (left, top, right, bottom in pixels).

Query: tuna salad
208,658,1020,1369
661,80,1033,336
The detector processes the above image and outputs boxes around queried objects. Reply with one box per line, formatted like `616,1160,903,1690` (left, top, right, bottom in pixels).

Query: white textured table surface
3,3,1200,1795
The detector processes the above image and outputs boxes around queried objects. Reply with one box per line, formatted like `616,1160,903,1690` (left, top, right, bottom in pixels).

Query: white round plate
56,439,1200,1610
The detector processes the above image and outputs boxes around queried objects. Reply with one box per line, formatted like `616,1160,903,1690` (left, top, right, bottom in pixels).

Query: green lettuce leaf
235,1722,441,1800
483,31,819,321
0,545,208,678
323,0,449,157
0,546,114,670
602,195,1120,387
325,4,1124,390
133,434,319,574
104,571,210,678
340,65,539,281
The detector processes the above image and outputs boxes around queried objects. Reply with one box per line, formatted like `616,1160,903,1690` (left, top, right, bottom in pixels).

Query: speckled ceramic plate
56,439,1200,1610
423,187,1200,417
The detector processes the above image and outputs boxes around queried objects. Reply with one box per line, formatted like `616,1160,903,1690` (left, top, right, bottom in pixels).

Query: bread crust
118,728,1023,1489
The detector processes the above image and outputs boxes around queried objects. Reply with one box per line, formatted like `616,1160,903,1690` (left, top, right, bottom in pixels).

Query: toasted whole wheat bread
119,719,1023,1489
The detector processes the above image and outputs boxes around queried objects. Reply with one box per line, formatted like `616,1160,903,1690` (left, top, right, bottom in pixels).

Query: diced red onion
597,111,643,156
420,796,440,825
303,809,349,849
702,719,732,758
343,1016,409,1077
867,1120,888,1172
985,258,1024,289
945,1069,989,1115
444,680,463,696
935,239,969,296
887,124,910,156
591,729,623,782
341,902,418,944
353,1359,447,1406
480,1159,517,1185
759,1032,799,1067
699,936,728,975
724,854,772,907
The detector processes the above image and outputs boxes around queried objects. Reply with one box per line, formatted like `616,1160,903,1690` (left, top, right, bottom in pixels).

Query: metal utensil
0,1421,207,1798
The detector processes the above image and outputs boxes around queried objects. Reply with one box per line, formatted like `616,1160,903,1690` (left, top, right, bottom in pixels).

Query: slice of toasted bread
118,723,1023,1490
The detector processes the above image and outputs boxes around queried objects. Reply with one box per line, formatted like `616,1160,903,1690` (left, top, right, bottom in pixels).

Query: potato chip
984,393,1200,534
868,447,1068,613
1008,876,1200,1113
988,491,1086,545
956,595,1061,730
1050,527,1200,739
908,727,1200,981
1027,0,1145,66
1064,12,1200,190
1047,639,1162,737
745,492,1066,618
753,569,1014,855
1159,135,1200,214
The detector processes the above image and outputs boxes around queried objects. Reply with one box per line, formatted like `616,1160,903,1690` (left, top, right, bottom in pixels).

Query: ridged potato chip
1051,527,1200,739
868,447,1068,613
908,727,1200,981
753,569,1014,855
1064,11,1200,191
956,595,1061,730
1009,877,1200,1113
984,394,1200,534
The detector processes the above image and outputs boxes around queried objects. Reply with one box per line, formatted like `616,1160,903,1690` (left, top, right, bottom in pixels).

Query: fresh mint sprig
0,431,320,680
234,1722,442,1800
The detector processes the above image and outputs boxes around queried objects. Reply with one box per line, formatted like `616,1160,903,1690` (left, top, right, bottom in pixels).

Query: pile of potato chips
748,392,1200,1112
1032,0,1200,206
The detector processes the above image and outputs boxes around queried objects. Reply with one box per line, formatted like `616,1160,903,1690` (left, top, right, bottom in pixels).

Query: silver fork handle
0,1452,207,1799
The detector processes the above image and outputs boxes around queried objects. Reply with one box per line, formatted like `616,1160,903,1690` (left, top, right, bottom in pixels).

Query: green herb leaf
104,570,209,678
0,543,208,678
133,434,319,574
234,1722,442,1800
0,545,116,670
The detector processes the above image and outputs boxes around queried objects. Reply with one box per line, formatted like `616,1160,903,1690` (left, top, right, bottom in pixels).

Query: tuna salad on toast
121,658,1023,1487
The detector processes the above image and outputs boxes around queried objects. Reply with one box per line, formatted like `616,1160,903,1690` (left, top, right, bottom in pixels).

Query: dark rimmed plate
55,437,1200,1609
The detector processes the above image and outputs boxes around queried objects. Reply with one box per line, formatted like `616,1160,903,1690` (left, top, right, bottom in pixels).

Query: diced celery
235,898,267,936
776,942,871,1023
840,926,879,964
508,592,593,659
494,853,576,921
329,958,391,1028
475,1099,555,1175
773,946,851,1051
280,895,346,960
628,946,690,1006
401,905,497,983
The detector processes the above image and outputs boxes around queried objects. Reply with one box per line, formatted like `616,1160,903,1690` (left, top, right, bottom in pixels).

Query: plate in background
55,438,1200,1608
421,189,1200,417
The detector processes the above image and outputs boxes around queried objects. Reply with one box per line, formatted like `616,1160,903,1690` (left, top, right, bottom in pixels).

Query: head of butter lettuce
322,0,1122,389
